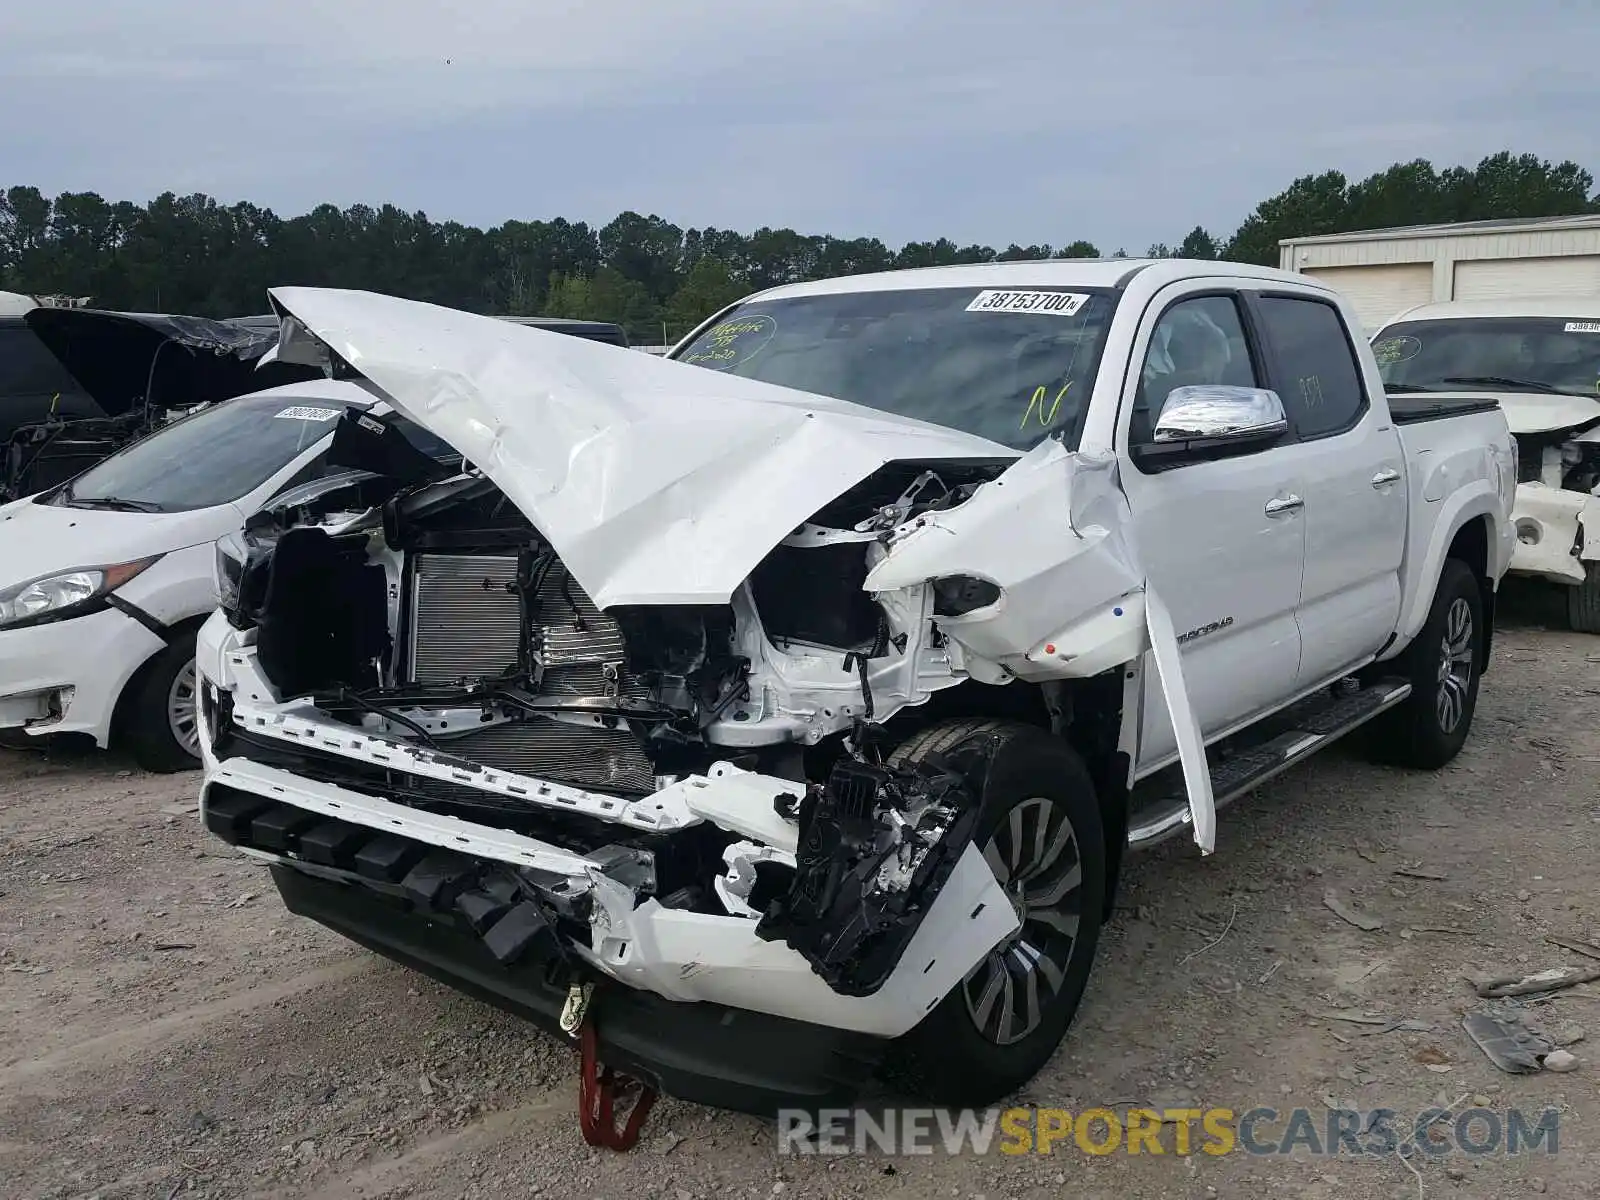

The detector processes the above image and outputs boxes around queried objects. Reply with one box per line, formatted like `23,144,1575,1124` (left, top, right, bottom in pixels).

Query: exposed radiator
408,553,628,687
428,719,655,794
406,553,654,793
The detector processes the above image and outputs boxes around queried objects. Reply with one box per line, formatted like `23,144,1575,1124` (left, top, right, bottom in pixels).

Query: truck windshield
671,286,1117,450
1375,317,1600,399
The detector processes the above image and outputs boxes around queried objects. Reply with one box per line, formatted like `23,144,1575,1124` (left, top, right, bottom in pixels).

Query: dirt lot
3,582,1598,1200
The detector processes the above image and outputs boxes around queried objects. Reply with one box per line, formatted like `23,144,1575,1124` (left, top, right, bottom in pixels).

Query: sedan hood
0,494,237,586
266,287,1016,609
1493,392,1600,437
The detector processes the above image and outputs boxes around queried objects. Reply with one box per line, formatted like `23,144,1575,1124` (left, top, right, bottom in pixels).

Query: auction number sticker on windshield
273,405,341,421
966,290,1090,316
1564,321,1600,333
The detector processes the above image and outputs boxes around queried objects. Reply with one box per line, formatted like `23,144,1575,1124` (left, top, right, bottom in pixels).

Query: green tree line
2,152,1595,344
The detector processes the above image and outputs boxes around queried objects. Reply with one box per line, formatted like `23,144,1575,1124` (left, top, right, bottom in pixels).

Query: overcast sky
2,1,1597,253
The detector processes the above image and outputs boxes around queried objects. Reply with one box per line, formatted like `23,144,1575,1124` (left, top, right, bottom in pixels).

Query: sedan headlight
0,556,162,631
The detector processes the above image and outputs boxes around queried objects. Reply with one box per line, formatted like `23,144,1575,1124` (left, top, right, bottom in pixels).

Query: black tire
123,629,202,774
886,718,1106,1106
1369,558,1483,769
1568,562,1600,635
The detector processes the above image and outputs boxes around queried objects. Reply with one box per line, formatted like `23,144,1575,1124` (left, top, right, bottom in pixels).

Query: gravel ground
2,581,1598,1200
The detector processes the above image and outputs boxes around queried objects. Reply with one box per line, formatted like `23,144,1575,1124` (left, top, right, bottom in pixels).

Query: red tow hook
577,1020,658,1151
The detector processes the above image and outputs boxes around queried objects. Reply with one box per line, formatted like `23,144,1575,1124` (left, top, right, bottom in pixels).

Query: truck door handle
1371,468,1402,487
1265,494,1304,516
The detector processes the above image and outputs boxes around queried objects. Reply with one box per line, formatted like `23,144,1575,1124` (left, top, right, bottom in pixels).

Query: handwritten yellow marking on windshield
682,314,777,369
1021,381,1072,429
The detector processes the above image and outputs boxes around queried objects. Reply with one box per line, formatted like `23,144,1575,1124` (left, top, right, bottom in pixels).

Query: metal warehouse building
1279,213,1600,333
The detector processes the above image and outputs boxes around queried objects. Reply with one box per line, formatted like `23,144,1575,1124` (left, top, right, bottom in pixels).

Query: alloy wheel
1435,596,1474,734
961,796,1083,1045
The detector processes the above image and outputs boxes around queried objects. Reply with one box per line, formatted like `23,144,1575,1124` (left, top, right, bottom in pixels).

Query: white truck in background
192,259,1514,1121
1373,297,1600,630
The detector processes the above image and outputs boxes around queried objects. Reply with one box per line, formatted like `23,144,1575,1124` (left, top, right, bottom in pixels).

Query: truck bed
1387,392,1502,425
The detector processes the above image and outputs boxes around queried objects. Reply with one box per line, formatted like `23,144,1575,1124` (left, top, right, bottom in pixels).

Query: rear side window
1255,297,1366,438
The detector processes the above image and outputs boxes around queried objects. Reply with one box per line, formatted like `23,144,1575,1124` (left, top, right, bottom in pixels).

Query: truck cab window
1130,295,1258,446
1256,296,1366,439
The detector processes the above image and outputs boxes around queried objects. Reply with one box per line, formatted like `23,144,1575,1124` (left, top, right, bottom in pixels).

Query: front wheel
887,719,1106,1106
122,630,203,773
1369,558,1483,769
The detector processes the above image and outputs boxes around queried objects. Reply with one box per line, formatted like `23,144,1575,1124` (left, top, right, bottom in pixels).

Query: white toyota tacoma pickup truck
193,259,1515,1121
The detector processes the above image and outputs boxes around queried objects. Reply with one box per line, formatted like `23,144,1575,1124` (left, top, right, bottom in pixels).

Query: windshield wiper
65,495,166,513
1441,376,1596,398
1382,383,1439,394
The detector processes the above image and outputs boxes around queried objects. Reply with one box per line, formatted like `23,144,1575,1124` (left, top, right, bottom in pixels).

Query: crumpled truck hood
1493,393,1600,438
266,287,1015,610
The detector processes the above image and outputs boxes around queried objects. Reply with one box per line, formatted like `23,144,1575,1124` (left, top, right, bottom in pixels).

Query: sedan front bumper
0,605,166,743
1509,482,1600,585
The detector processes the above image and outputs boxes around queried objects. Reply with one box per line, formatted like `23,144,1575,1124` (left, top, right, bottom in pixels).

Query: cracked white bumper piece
200,759,1017,1036
1509,483,1600,585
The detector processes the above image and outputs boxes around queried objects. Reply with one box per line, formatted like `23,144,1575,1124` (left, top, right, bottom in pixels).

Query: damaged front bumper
1509,482,1600,585
195,621,1018,1096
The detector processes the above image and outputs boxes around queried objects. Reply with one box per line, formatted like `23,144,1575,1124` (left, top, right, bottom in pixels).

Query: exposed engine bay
205,415,1032,1014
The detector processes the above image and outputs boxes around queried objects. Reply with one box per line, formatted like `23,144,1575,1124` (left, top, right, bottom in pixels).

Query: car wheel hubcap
961,796,1082,1046
1436,597,1474,735
167,660,202,758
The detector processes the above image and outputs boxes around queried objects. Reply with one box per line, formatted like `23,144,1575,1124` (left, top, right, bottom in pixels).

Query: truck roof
746,258,1328,302
1386,296,1600,324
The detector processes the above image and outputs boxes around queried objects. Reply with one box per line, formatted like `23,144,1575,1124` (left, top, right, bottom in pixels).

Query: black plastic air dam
269,864,887,1115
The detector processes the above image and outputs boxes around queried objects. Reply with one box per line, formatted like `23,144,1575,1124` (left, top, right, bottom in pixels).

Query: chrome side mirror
1152,385,1288,444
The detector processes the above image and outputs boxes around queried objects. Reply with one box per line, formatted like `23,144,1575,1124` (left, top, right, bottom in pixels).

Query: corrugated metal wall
1453,255,1600,299
1299,264,1433,331
1279,221,1600,330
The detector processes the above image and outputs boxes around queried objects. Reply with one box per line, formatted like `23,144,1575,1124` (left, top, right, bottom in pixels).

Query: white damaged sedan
0,379,446,767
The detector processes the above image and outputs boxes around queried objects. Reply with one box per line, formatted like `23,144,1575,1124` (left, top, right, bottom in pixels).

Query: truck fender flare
1395,484,1503,649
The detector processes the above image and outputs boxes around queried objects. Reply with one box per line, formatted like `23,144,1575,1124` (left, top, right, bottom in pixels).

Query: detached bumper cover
199,757,1015,1039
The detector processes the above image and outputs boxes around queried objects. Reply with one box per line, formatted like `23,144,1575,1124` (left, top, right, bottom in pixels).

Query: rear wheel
888,719,1106,1105
1568,562,1600,634
1369,558,1483,769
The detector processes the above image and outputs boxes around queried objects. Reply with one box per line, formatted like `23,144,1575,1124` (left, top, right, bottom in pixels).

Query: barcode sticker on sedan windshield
1564,321,1600,333
966,290,1090,316
273,406,341,421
